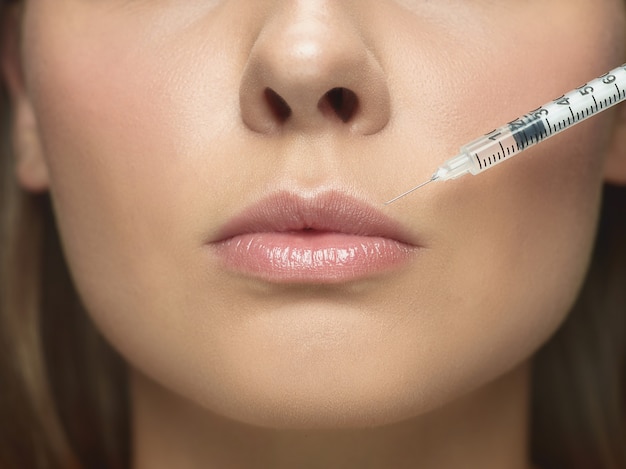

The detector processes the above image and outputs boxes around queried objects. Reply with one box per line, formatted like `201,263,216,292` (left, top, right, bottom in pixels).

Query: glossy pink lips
209,191,419,283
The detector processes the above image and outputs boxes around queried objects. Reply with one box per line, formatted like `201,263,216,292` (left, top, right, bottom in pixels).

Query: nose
239,2,391,135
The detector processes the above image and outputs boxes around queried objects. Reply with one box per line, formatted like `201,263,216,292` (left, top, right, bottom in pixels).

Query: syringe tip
384,176,436,205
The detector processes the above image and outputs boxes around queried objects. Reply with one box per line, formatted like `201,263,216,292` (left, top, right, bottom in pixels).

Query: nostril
319,87,359,123
264,88,292,122
257,86,362,128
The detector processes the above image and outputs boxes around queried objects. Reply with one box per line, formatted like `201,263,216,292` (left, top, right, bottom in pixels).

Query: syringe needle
384,177,435,205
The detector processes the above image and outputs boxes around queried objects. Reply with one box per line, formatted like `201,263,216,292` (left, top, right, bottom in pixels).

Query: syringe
385,63,626,205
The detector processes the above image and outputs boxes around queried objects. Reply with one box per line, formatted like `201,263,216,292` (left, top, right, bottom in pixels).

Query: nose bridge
239,1,391,135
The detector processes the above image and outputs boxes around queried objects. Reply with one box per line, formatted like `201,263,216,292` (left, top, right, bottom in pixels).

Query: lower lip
211,232,414,283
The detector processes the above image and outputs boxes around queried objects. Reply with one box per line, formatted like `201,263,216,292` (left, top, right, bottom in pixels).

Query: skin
3,0,626,467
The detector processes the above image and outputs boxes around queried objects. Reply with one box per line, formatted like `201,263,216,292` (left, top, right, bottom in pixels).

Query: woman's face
9,0,626,427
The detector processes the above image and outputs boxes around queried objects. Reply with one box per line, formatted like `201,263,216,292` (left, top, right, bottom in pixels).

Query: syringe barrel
437,63,626,181
434,125,526,180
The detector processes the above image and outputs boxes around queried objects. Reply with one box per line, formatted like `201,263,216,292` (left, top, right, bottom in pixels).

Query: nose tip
239,5,391,135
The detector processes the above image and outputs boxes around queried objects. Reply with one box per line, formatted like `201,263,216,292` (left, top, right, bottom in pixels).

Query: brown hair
0,3,624,468
531,183,626,469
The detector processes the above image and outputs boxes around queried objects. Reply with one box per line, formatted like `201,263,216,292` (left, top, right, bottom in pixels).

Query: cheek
442,4,622,327
439,125,605,333
374,0,623,397
388,118,611,409
20,5,245,348
23,4,241,291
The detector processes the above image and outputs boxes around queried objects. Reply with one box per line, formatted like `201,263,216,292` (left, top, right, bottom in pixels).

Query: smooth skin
3,1,626,468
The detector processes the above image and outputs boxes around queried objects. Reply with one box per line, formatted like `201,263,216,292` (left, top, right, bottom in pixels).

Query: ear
1,5,49,193
604,102,626,185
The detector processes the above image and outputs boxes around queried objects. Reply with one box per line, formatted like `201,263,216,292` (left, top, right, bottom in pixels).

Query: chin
210,390,419,430
183,360,449,431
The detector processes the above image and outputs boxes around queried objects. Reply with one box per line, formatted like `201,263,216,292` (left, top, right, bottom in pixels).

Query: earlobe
1,5,49,193
603,100,626,185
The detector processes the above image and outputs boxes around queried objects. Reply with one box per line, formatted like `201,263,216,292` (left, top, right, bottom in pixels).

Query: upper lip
212,190,419,246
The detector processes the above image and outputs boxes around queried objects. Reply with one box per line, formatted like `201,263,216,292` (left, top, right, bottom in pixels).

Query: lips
209,191,420,283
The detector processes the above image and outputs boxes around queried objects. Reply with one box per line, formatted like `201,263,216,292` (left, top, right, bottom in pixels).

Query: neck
131,363,533,469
